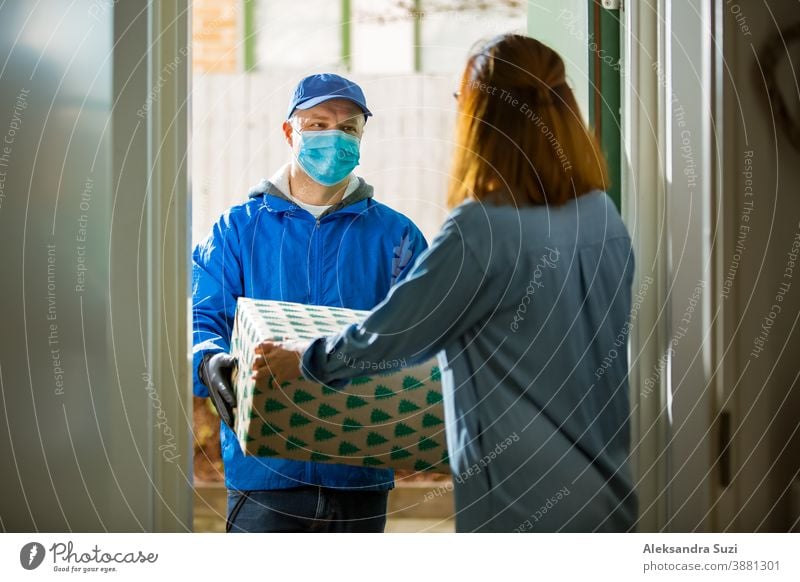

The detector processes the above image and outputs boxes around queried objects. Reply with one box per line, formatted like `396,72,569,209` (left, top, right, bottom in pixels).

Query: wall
193,0,240,74
0,0,117,531
0,0,191,532
527,0,590,123
715,0,800,532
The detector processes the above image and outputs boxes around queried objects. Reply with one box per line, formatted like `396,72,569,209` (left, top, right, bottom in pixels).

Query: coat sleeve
301,205,501,388
191,211,244,397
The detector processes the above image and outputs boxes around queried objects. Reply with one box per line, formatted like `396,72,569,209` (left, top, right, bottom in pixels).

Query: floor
193,481,456,533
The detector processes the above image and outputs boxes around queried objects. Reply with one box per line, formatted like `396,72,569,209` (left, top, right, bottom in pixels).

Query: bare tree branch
353,0,525,24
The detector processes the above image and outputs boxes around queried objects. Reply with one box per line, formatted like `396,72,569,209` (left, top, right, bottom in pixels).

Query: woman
255,34,638,532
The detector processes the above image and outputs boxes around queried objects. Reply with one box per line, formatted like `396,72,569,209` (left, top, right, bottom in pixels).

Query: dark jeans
226,486,389,533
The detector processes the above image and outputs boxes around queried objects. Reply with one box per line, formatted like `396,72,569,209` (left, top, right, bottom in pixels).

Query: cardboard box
231,298,449,473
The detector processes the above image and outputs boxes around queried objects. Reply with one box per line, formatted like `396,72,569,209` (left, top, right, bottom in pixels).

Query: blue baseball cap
287,73,372,120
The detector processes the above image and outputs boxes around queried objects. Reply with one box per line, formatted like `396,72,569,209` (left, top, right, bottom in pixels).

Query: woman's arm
292,204,503,387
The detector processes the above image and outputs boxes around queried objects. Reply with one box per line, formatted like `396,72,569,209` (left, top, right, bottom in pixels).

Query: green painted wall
588,3,622,210
528,1,621,210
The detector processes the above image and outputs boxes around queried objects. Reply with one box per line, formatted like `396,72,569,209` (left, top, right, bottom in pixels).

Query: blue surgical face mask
293,128,361,187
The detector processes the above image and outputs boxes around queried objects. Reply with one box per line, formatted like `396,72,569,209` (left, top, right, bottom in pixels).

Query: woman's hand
251,339,312,387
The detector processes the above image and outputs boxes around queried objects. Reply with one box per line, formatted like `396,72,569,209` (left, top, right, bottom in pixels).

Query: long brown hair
448,34,608,207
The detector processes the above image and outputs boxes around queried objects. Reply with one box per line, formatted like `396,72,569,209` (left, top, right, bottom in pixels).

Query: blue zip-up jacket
192,176,428,491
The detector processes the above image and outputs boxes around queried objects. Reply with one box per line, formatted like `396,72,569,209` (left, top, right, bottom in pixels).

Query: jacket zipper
313,218,322,304
311,216,324,485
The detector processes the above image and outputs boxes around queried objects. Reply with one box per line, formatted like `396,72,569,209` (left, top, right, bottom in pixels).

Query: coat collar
248,172,374,219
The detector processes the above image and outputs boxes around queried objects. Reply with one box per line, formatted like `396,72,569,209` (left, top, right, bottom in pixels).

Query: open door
0,0,192,531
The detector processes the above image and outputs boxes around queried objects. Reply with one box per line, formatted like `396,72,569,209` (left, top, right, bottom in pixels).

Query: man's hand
199,352,237,429
251,340,310,387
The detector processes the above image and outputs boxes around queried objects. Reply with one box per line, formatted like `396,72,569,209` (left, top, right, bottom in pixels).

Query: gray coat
302,191,638,532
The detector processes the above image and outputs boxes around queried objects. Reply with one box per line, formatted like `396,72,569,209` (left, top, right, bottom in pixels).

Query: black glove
199,352,237,429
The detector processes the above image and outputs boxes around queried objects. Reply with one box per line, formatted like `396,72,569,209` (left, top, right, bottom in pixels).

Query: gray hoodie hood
247,175,374,219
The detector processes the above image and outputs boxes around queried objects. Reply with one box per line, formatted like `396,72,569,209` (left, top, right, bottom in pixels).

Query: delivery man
192,74,428,532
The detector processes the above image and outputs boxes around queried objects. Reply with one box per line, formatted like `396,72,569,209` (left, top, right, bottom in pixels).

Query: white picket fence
190,71,460,244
